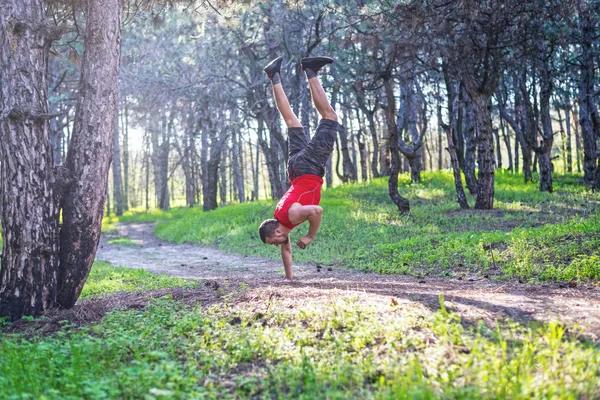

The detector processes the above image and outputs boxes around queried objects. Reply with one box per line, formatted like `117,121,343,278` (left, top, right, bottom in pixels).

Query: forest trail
96,223,600,340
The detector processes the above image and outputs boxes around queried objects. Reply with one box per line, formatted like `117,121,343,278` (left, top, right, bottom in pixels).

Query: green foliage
120,171,600,282
1,296,598,398
81,261,202,299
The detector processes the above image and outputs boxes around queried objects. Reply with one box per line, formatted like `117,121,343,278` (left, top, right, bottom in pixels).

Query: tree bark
0,0,60,320
339,109,356,182
467,91,496,210
122,100,130,210
355,83,380,178
536,48,554,193
564,104,573,173
500,117,513,173
219,141,228,205
441,81,469,209
57,0,122,308
202,117,224,211
578,8,599,188
382,76,410,213
462,95,478,194
113,107,124,215
357,130,368,181
258,111,284,199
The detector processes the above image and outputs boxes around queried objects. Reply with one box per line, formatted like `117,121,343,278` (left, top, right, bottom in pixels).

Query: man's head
259,219,289,246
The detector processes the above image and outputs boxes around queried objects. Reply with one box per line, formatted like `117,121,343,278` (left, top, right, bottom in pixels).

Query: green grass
115,171,600,282
106,237,140,247
80,261,203,299
1,295,598,399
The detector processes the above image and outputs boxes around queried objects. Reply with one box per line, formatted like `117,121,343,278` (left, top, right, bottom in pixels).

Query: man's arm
288,203,323,249
280,240,293,280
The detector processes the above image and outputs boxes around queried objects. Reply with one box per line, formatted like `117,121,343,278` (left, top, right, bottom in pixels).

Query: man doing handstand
258,56,340,281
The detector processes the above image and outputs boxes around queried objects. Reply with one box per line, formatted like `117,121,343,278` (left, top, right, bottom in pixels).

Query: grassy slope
118,171,600,282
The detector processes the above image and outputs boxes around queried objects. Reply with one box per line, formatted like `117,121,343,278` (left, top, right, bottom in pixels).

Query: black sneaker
300,56,334,73
264,56,283,79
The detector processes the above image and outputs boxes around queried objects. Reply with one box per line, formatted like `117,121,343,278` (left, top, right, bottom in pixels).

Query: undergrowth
1,294,598,399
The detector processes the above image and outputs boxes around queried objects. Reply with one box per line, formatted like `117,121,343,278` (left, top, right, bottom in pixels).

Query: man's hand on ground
296,235,313,249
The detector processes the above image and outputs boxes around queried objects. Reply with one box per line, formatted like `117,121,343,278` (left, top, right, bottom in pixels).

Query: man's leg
264,57,302,129
301,57,337,122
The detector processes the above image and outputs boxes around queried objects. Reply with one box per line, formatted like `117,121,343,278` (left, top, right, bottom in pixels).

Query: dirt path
96,223,600,339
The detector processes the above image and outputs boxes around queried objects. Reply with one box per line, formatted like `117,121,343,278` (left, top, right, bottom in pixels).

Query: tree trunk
443,125,470,209
122,100,130,210
578,9,599,188
144,133,150,209
339,109,356,182
441,81,469,209
493,128,502,170
202,118,223,211
219,143,228,205
500,117,513,173
258,112,284,199
252,134,259,201
537,51,554,193
357,131,368,181
178,112,196,208
564,104,573,173
469,93,495,210
572,106,582,173
462,95,478,194
0,0,60,320
56,0,122,308
152,115,170,211
514,74,533,182
113,107,124,216
382,76,410,213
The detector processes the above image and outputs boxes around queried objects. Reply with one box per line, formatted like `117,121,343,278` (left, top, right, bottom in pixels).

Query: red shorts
274,174,323,230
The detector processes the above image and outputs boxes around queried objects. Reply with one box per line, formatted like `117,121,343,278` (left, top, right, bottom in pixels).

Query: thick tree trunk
470,94,495,210
113,108,124,216
0,0,60,320
57,0,122,308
